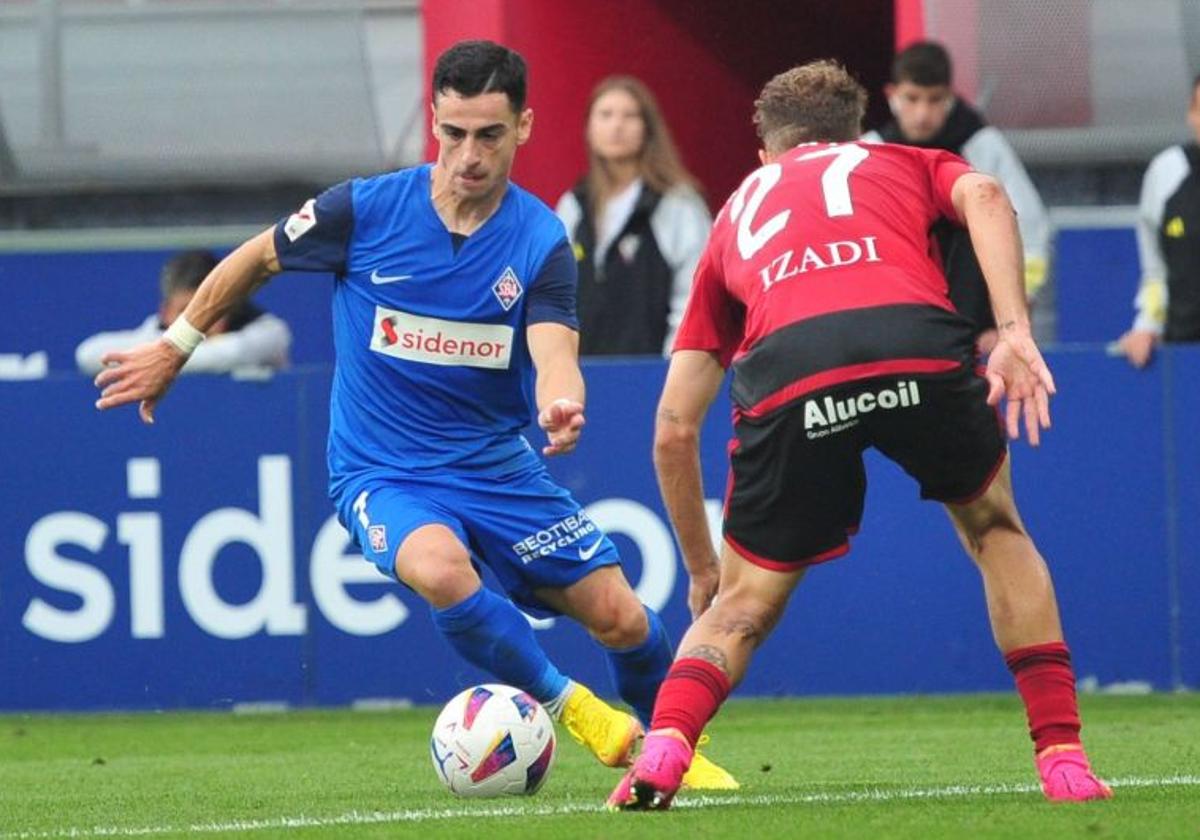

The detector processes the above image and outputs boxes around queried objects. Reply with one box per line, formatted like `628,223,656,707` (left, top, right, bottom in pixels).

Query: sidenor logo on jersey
804,380,920,439
371,305,513,369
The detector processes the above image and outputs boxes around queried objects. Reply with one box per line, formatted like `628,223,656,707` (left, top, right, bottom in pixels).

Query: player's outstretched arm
528,322,586,456
655,349,726,619
952,172,1056,445
94,228,282,424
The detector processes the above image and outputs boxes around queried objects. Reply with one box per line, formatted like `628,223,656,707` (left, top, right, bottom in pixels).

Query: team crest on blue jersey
368,524,387,553
492,267,523,311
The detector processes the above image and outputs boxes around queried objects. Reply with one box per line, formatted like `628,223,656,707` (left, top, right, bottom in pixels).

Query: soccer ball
429,683,557,797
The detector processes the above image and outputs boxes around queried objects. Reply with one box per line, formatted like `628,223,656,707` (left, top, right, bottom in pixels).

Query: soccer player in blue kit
93,40,734,789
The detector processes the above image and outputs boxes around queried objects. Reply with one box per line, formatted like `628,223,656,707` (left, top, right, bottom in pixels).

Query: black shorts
723,367,1006,571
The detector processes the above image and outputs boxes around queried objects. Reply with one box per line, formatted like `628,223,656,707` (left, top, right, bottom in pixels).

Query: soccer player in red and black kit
608,61,1111,810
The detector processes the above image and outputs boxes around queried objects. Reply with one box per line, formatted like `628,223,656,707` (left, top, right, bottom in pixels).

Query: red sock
649,658,731,748
1005,641,1082,754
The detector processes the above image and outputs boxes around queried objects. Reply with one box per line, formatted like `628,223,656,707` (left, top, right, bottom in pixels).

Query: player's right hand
94,338,188,424
537,398,585,456
1116,329,1157,369
984,328,1056,447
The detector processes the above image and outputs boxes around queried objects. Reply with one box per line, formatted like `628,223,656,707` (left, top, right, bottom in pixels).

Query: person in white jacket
863,41,1051,350
76,249,290,374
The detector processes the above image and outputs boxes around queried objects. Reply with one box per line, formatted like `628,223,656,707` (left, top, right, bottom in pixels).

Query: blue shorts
336,458,621,618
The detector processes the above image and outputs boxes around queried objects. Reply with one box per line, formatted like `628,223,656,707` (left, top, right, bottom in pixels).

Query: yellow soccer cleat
681,736,740,790
560,683,642,768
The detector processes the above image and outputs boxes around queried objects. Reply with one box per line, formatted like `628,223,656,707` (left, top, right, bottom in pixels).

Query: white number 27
730,144,870,260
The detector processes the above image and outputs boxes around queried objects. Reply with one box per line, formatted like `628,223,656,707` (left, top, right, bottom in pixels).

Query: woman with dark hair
556,77,711,356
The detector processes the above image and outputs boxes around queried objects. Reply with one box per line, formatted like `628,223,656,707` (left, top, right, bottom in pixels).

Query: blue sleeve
272,181,354,273
526,239,578,329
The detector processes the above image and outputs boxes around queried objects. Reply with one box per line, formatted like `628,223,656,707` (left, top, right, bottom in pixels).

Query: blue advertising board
1,348,1195,712
1054,226,1141,343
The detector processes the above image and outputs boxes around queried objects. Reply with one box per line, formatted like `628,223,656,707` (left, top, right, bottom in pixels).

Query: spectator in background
1116,74,1200,368
864,41,1051,352
76,249,290,374
556,76,710,356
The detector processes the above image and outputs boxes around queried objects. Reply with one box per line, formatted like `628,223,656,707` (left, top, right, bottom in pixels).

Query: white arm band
162,315,206,356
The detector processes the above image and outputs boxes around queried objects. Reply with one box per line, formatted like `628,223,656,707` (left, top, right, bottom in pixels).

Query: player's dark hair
754,60,867,152
159,250,219,299
432,40,527,113
891,41,953,87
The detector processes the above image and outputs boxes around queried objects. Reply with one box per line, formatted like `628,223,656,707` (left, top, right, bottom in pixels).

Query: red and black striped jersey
674,141,979,419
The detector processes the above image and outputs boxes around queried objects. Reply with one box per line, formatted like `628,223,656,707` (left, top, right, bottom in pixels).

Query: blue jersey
273,164,577,499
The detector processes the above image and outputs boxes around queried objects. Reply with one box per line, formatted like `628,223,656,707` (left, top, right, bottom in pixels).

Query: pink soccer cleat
606,730,694,811
1036,745,1113,802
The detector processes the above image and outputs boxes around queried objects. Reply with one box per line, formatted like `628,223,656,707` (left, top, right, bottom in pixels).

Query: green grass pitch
1,694,1197,839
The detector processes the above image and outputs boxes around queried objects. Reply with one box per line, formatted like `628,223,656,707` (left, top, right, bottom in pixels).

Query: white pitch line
3,775,1197,839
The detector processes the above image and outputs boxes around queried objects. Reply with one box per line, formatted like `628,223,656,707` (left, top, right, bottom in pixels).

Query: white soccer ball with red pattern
430,683,557,797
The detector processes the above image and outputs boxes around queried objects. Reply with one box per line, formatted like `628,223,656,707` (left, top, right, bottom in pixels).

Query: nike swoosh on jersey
578,536,605,561
370,269,414,284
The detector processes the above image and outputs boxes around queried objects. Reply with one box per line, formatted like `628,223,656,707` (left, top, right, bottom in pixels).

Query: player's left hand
94,339,188,424
985,326,1056,446
538,398,585,456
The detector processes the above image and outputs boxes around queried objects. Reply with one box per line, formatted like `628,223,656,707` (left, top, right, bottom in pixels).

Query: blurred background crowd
3,0,1199,375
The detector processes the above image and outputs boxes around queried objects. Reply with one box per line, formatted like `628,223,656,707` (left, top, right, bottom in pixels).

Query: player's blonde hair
753,60,867,153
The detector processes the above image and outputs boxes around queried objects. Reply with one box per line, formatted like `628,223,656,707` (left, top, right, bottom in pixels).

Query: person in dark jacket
863,42,1050,351
1116,74,1200,367
556,76,710,356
